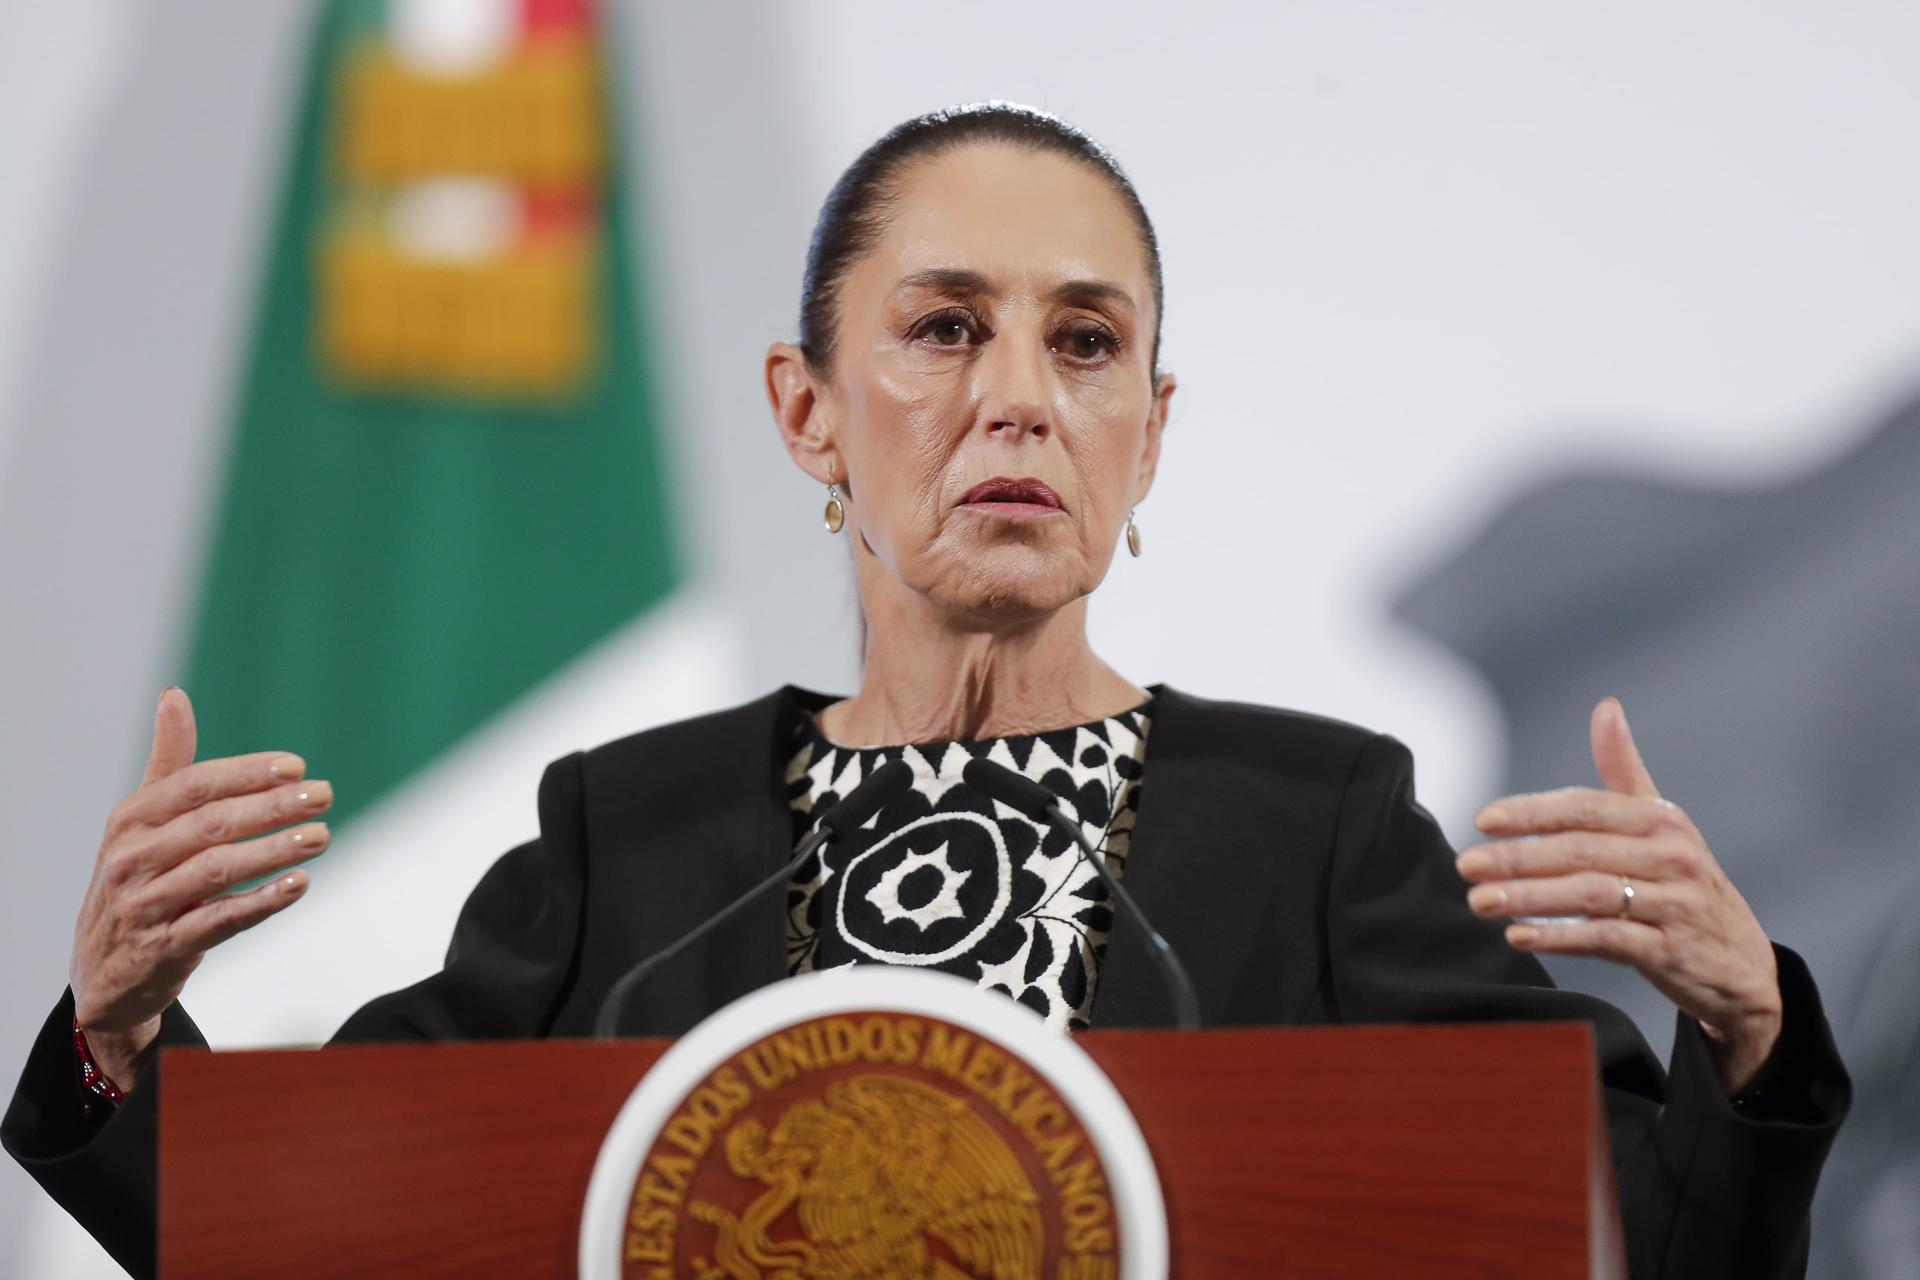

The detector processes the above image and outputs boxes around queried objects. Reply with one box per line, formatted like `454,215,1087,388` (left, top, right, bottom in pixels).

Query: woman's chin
941,565,1089,622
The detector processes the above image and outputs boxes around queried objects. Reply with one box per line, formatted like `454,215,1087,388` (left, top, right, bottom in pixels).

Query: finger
1591,696,1660,799
1502,916,1664,966
139,687,197,787
1475,786,1671,837
1456,831,1694,883
1467,871,1671,924
134,779,332,874
139,822,330,919
168,870,309,952
123,751,309,829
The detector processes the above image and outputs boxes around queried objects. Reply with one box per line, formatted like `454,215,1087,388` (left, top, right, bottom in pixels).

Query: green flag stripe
182,0,677,834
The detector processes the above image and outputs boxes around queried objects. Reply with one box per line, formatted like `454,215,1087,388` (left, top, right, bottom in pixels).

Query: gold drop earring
1125,508,1142,557
823,482,845,534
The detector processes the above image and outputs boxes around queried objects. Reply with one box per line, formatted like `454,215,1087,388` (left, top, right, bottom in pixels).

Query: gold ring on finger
1618,874,1636,920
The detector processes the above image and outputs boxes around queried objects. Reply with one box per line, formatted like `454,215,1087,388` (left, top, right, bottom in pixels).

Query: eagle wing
917,1096,1044,1280
794,1075,1044,1280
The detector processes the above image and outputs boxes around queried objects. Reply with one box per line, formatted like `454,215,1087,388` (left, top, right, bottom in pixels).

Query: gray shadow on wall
1394,387,1920,1278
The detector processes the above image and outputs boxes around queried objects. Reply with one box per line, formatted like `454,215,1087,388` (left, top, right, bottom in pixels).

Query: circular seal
580,968,1167,1280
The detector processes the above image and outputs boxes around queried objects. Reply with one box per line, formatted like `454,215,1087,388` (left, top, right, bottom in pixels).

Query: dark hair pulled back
798,101,1165,378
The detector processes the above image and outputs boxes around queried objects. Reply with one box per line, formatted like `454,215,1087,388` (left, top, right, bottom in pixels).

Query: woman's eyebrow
893,269,1135,313
896,267,994,295
1051,279,1135,312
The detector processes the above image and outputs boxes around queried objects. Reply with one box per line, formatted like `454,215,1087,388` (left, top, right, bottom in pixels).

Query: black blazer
5,684,1851,1278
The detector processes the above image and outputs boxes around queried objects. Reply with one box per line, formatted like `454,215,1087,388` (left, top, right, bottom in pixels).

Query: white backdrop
4,3,1917,1274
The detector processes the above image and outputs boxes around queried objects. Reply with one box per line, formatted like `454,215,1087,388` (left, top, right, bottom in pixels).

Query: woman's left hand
1455,697,1783,1094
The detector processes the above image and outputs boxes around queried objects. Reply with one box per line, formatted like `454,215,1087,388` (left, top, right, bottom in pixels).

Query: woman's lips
959,476,1065,518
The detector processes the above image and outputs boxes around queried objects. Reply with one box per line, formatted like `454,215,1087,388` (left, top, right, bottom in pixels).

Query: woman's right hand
69,687,331,1090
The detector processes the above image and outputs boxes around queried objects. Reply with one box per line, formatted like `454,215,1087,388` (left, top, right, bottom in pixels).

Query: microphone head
961,756,1059,822
817,758,913,837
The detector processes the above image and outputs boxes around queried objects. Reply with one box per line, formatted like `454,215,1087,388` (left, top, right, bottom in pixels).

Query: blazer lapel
741,685,842,990
588,683,837,1036
1088,684,1322,1030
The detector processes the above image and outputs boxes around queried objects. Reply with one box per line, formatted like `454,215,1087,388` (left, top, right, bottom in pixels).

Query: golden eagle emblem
688,1074,1044,1280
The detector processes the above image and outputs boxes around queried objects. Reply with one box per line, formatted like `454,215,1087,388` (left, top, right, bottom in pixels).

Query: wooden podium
158,1022,1625,1277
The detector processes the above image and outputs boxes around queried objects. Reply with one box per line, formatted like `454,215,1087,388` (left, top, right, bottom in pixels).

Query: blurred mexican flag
173,0,741,1046
5,2,755,1272
193,0,671,831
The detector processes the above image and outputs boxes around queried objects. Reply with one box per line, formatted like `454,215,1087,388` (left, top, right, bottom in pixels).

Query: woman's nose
976,333,1051,442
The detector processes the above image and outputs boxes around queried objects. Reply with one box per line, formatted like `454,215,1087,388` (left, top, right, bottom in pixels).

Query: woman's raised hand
68,687,330,1090
1455,697,1784,1094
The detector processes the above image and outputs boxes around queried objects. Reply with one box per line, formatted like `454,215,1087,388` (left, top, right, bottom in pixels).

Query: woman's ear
1132,369,1177,505
766,342,842,485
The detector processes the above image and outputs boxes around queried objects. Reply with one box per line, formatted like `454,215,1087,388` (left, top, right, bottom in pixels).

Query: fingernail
1476,805,1509,829
280,871,307,894
1467,885,1509,915
297,781,333,809
1455,850,1493,878
1506,924,1537,947
269,754,306,780
289,822,328,849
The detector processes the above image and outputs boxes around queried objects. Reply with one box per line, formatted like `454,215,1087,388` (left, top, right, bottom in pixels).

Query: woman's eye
1054,326,1119,361
914,310,979,347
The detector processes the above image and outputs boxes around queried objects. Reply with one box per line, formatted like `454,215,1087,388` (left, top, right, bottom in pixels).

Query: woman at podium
7,104,1848,1278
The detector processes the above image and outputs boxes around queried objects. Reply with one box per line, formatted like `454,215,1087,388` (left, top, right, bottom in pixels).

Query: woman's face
769,143,1174,624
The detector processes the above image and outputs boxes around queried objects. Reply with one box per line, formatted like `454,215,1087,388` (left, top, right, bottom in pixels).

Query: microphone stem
1044,802,1202,1031
592,825,830,1039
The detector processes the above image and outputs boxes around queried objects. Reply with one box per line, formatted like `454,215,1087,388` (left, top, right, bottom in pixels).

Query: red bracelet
72,1016,128,1106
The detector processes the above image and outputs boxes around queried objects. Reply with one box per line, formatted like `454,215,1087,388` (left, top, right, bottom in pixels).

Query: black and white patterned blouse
783,701,1151,1031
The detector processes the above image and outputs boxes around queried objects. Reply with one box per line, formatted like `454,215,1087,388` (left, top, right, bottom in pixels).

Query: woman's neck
818,591,1148,748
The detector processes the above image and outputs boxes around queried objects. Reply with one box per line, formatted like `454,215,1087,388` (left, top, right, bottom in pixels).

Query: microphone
962,756,1201,1030
593,758,914,1038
